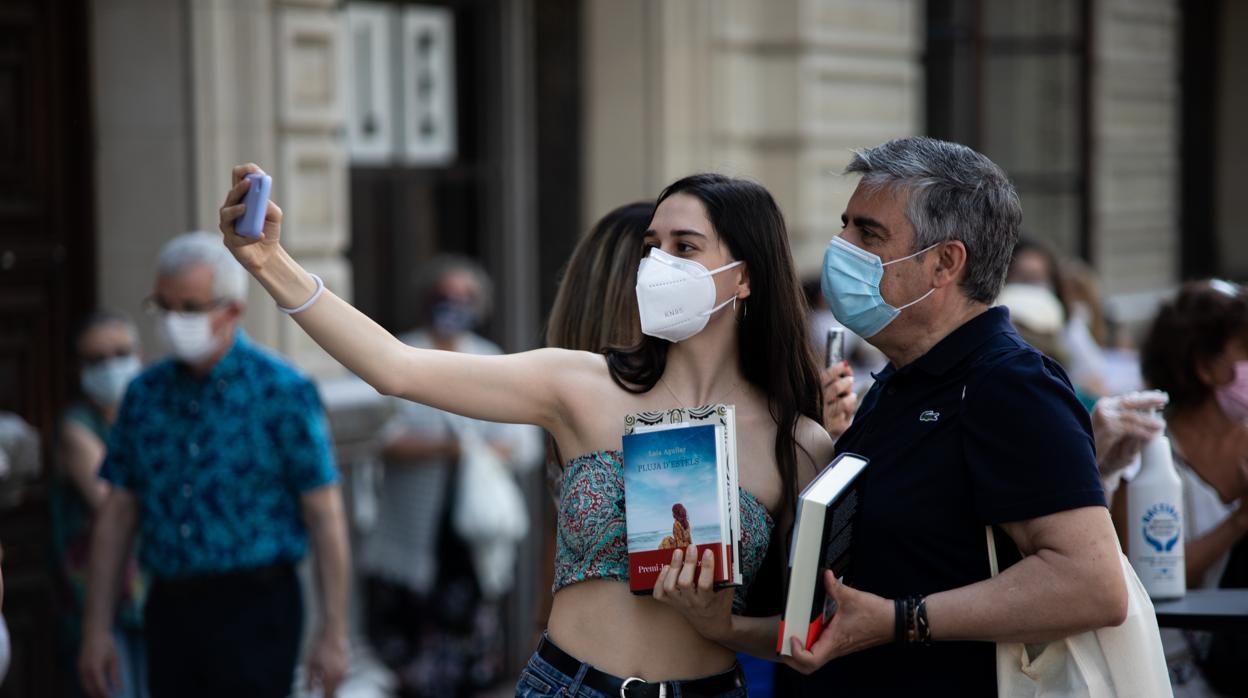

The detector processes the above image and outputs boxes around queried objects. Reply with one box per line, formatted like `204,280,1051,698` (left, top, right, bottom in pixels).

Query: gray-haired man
785,138,1126,694
79,232,351,698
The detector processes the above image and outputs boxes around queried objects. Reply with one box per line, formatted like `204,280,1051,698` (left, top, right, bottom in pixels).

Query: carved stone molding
278,135,349,256
276,6,345,133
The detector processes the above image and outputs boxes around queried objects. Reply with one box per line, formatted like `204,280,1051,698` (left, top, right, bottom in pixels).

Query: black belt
536,635,744,698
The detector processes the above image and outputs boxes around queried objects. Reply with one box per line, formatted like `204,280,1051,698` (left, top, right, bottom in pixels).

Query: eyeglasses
142,296,229,316
80,348,135,367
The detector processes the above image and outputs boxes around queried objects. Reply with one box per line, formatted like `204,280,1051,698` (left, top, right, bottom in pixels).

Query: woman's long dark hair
607,173,823,518
546,202,654,351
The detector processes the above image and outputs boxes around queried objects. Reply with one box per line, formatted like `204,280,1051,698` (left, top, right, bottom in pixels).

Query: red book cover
622,423,731,594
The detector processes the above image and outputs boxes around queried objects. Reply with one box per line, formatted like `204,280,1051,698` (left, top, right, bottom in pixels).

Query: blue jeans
515,647,748,698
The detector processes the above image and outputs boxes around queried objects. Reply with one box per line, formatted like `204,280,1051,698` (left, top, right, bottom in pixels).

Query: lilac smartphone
235,173,272,239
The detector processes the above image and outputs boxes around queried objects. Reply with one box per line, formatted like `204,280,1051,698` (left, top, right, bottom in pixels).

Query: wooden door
0,0,95,694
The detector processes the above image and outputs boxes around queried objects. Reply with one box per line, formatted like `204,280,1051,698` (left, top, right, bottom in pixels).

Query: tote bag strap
986,525,1000,577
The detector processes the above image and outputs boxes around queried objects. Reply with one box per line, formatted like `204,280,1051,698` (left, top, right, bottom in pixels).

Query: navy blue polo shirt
801,307,1105,696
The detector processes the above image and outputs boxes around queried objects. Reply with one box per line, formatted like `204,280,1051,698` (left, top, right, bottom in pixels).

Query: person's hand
652,544,735,643
78,628,122,698
821,362,858,439
305,628,349,697
218,163,284,273
782,570,893,675
1091,390,1168,476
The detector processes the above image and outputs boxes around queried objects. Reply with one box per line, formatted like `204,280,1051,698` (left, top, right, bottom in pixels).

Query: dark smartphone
824,327,846,368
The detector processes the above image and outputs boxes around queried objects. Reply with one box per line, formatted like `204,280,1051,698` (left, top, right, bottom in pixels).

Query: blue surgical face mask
820,236,938,338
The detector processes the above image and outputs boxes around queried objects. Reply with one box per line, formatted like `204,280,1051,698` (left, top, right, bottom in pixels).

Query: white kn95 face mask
635,247,742,343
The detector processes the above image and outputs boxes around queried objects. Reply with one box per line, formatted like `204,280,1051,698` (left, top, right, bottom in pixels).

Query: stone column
582,0,924,277
1089,0,1180,317
271,1,351,377
92,0,196,352
188,0,351,378
187,0,281,347
710,0,925,274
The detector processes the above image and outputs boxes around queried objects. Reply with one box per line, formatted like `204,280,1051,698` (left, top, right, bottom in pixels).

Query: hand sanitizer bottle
1127,422,1186,600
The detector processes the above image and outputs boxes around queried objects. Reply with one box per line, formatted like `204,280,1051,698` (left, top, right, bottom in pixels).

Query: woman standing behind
53,312,148,698
1131,280,1248,694
220,168,832,696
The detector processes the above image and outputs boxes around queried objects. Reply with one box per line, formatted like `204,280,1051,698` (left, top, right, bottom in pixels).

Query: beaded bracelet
915,596,932,645
277,273,325,315
895,595,933,646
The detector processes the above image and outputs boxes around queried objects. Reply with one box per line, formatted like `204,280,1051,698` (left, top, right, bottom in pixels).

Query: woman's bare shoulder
795,415,835,478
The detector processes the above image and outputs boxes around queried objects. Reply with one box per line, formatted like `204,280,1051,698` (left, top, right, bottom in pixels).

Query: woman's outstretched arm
219,163,578,430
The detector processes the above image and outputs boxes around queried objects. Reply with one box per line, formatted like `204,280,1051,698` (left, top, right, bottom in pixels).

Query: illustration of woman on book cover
659,503,693,550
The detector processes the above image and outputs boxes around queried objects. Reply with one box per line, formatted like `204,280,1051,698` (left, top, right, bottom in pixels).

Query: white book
777,452,869,656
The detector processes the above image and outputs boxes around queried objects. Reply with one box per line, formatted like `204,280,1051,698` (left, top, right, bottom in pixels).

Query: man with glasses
78,232,350,698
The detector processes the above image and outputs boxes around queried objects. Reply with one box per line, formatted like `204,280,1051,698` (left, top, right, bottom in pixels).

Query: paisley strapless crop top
552,449,775,613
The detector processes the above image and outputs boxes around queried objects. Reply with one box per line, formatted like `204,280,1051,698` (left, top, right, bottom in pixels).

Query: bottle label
1141,502,1182,552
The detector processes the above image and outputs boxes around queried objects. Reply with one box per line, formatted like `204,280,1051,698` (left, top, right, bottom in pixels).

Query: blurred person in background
1126,279,1248,694
1006,236,1143,401
360,255,540,698
1005,236,1064,293
78,232,350,698
53,311,148,698
1062,258,1143,397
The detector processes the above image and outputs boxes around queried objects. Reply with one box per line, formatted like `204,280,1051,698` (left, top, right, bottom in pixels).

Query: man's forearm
307,490,351,635
926,549,1125,644
82,494,138,636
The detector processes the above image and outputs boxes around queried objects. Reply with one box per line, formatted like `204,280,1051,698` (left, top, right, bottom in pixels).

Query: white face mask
81,355,142,407
635,248,743,343
159,311,222,363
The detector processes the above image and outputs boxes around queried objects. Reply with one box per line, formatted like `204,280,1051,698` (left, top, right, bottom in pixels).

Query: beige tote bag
987,527,1172,697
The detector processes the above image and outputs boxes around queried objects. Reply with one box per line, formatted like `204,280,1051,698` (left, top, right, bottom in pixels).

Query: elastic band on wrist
278,273,324,315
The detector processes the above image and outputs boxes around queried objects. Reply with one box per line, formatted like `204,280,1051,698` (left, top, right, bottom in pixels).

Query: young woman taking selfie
219,166,832,697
